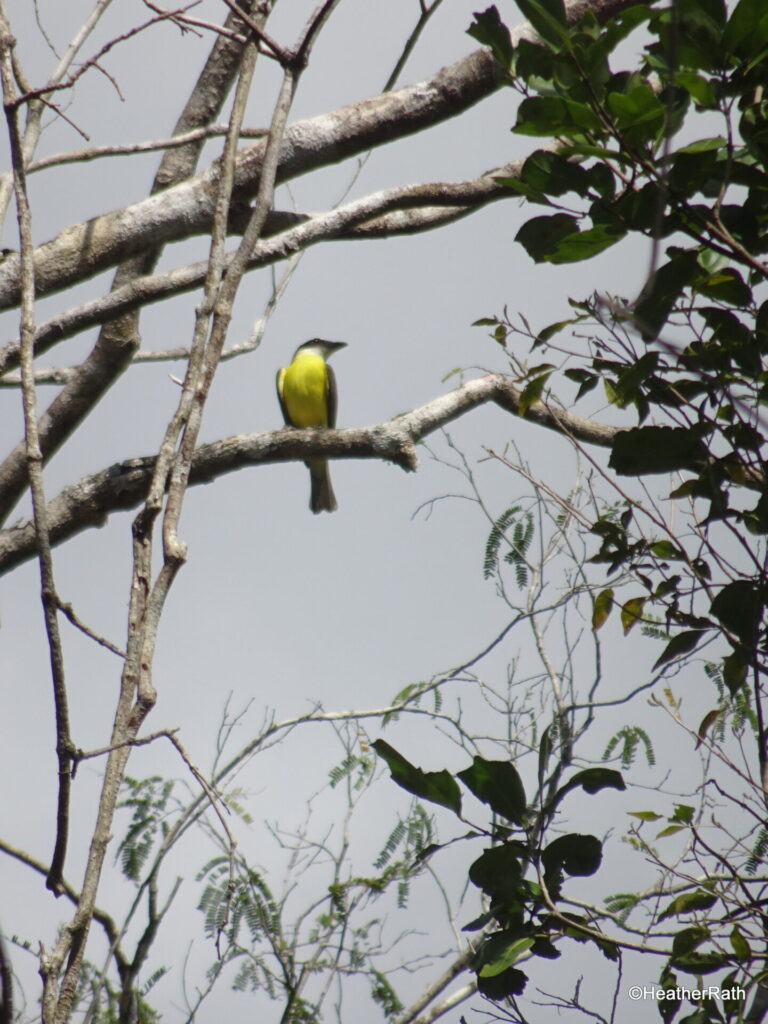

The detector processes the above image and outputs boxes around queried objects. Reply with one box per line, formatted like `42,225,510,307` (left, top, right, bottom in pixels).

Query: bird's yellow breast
279,351,329,428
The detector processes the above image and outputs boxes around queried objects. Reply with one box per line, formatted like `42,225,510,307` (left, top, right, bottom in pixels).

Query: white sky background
0,2,731,1021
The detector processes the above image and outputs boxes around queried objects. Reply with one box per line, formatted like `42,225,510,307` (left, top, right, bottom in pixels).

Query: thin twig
57,599,126,658
0,19,74,898
25,124,266,175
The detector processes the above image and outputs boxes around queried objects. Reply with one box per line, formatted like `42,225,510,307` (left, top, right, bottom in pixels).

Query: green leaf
537,726,553,790
476,965,528,999
633,252,699,340
518,370,552,415
542,833,602,877
729,925,751,961
652,630,707,670
515,213,579,261
671,804,695,824
676,135,726,154
537,317,583,345
549,224,625,262
628,810,662,821
670,925,710,953
695,266,752,305
558,768,626,799
656,824,686,838
660,892,716,923
606,350,659,411
467,6,515,69
621,596,645,635
670,951,729,975
607,83,666,141
514,0,568,49
592,588,614,630
710,581,763,645
469,843,527,900
494,174,552,206
564,367,598,399
514,96,602,136
675,73,718,108
515,215,623,263
657,968,682,1024
478,933,535,977
722,650,748,694
722,0,768,60
457,757,527,824
695,709,722,749
610,425,706,476
649,540,684,560
520,149,593,198
372,740,462,815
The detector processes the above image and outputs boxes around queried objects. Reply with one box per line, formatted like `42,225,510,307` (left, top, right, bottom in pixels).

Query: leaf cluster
471,0,768,704
373,738,624,999
461,1,768,1016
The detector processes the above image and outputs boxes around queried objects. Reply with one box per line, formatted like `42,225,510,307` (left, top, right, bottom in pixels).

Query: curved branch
0,48,502,310
0,2,267,528
0,374,617,575
0,836,127,972
0,0,636,311
0,163,525,376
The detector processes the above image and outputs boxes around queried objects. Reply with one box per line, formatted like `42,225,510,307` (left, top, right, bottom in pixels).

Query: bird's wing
276,367,291,426
326,364,338,428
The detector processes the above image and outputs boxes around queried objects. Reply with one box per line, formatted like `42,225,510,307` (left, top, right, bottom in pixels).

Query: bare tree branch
24,124,267,175
0,0,635,311
0,162,526,384
0,837,127,972
0,0,270,528
0,46,503,310
31,5,274,1020
0,374,618,576
0,15,74,897
0,0,116,223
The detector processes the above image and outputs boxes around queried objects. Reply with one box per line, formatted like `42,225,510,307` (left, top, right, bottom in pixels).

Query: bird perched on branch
276,339,347,513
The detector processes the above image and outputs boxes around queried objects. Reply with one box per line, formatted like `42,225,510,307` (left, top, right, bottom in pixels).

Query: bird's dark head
294,339,347,361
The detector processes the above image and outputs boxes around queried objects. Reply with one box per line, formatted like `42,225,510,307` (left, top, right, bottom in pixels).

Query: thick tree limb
0,180,513,380
0,3,268,531
0,0,634,311
0,374,618,576
0,47,502,310
0,162,527,376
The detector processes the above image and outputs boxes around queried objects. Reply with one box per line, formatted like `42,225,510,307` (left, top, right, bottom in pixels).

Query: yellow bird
276,339,347,513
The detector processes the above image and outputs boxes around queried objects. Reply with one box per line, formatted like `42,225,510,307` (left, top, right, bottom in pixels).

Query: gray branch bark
0,374,618,576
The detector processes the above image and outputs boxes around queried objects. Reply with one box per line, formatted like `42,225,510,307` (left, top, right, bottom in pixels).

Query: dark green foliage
609,426,708,476
457,756,527,824
464,1,768,1012
372,739,462,815
373,741,623,998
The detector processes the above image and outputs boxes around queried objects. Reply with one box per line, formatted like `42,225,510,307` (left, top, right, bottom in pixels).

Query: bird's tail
307,458,337,514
